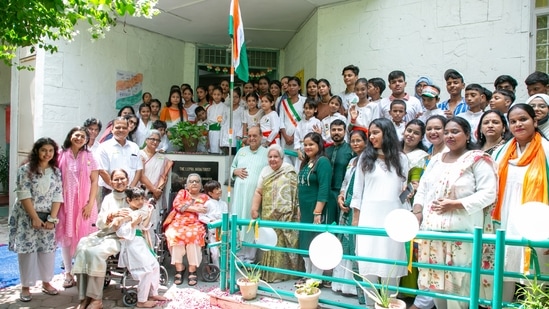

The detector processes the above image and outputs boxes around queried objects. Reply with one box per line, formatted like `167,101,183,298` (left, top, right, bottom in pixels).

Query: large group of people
7,65,549,309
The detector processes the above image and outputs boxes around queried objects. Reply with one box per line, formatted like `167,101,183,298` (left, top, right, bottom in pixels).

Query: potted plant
168,121,207,152
234,258,261,300
346,266,406,309
516,277,549,308
294,279,321,309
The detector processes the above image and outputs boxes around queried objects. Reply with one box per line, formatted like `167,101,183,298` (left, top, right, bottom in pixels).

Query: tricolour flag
228,0,249,82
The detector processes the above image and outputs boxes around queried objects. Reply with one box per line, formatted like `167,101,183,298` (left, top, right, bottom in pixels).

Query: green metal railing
207,213,549,308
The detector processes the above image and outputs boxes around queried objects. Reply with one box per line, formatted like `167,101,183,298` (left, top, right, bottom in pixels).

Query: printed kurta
414,150,497,294
9,165,63,254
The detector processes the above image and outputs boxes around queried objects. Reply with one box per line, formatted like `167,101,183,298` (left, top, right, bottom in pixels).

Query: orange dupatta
494,133,548,273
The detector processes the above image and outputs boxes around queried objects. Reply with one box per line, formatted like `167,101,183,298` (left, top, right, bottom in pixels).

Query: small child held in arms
116,187,168,308
199,181,228,268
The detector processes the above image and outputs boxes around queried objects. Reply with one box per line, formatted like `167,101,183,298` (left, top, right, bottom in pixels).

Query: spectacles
129,120,137,124
188,179,200,184
147,138,161,142
530,104,548,109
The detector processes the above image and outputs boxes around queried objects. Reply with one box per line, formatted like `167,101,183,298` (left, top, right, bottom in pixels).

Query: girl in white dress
259,93,280,147
295,99,322,170
242,92,264,146
350,118,409,308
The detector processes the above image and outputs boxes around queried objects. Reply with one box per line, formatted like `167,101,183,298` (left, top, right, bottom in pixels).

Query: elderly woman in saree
139,129,173,235
250,144,300,282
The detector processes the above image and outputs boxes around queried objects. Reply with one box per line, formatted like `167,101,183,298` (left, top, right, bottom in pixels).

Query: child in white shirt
259,93,281,147
320,96,347,145
200,181,228,269
295,99,322,165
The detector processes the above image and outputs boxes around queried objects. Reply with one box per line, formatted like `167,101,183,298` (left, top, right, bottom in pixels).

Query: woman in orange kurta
163,173,208,286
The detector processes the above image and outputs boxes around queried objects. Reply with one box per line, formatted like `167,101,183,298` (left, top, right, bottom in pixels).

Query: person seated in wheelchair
117,187,168,308
199,180,227,269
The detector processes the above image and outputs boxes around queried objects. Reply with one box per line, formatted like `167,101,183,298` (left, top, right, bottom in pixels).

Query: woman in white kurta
413,117,497,309
492,103,549,303
350,118,409,308
72,169,140,309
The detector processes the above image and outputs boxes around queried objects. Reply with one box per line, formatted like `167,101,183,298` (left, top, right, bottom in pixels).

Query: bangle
47,215,59,224
313,212,322,215
412,209,422,214
313,214,322,216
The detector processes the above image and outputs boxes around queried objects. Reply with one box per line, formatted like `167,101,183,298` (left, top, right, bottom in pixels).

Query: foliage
517,277,549,309
345,266,398,308
168,121,208,151
0,147,8,192
233,254,261,283
0,0,159,69
231,252,281,298
295,279,320,296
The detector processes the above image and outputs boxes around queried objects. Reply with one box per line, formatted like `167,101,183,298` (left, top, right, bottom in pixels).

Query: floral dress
414,150,497,295
9,164,63,254
164,190,209,248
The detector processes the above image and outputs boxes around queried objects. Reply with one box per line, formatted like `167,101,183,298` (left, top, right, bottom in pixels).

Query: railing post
229,214,238,294
469,227,482,308
219,212,229,291
491,229,506,309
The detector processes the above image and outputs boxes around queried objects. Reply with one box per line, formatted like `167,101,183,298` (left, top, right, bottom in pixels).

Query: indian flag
228,0,249,82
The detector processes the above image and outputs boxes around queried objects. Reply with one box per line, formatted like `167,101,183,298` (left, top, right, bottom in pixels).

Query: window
535,1,549,72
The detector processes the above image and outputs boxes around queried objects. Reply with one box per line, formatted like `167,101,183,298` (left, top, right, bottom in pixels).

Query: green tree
0,0,159,68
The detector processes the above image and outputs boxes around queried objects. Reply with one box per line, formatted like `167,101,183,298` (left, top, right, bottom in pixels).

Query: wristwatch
47,215,59,224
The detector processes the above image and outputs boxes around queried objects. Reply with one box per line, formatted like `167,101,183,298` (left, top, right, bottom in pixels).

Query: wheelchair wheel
159,266,169,286
103,271,111,288
122,289,138,307
201,263,220,282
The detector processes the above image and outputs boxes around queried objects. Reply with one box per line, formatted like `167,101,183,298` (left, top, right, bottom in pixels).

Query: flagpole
228,39,234,213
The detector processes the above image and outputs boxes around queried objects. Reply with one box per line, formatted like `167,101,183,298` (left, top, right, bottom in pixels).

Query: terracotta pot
181,137,198,152
374,298,407,309
294,288,321,309
237,278,258,300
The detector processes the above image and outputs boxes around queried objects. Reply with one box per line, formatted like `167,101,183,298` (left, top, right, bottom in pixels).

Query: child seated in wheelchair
117,187,168,308
199,180,227,268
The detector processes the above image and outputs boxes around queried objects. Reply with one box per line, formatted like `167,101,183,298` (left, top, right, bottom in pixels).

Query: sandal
42,286,59,295
19,292,32,302
63,276,76,288
86,299,103,309
188,271,198,286
174,270,184,285
322,280,332,288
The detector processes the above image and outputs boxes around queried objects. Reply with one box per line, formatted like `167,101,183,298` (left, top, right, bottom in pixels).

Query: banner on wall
115,70,143,109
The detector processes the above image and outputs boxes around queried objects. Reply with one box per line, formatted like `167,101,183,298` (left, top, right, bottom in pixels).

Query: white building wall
285,0,532,101
283,12,319,84
36,23,189,143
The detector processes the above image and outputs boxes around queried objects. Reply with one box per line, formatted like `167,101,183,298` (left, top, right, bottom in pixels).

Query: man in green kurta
324,119,355,224
230,126,268,262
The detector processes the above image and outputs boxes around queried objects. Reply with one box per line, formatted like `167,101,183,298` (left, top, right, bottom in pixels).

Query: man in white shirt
97,117,143,196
